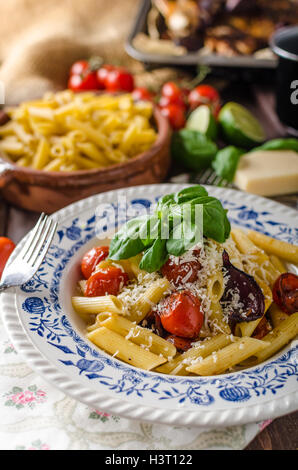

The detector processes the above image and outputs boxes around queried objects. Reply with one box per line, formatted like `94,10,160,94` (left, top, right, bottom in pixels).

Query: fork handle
0,284,10,292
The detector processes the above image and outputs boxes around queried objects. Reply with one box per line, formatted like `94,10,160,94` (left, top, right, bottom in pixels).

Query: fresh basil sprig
109,185,231,272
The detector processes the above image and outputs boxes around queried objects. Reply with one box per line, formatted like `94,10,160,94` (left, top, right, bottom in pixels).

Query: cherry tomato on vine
0,237,15,278
68,71,98,92
81,246,109,279
96,64,116,89
70,60,90,77
160,104,186,130
85,266,129,297
131,87,154,102
158,94,186,110
160,290,204,338
161,254,201,287
104,67,135,93
272,273,298,315
188,85,220,114
161,81,183,100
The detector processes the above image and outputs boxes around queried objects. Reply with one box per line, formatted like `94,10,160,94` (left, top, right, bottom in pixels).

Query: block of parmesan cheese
234,150,298,196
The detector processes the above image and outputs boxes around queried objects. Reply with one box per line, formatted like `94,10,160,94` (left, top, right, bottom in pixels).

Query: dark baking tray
126,0,277,68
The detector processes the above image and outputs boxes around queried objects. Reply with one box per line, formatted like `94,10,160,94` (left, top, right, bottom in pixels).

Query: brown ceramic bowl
0,107,171,213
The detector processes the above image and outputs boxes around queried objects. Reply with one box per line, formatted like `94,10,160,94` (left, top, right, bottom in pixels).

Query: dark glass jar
270,26,298,132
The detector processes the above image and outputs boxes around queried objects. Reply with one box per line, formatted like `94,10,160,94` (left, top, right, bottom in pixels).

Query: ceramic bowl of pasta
0,91,171,213
1,184,298,427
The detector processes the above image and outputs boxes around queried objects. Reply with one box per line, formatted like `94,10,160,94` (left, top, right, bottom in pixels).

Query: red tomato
132,87,154,102
272,273,298,315
70,60,89,76
68,72,98,92
160,104,186,130
161,253,201,287
188,85,220,113
85,266,129,297
160,291,204,338
161,82,183,101
0,237,15,279
105,68,134,93
81,246,109,279
143,310,164,337
158,95,186,110
165,335,193,352
96,64,116,89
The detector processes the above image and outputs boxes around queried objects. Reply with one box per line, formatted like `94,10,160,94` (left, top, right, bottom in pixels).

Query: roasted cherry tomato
81,246,109,279
68,71,98,92
161,253,201,287
160,290,204,338
70,60,89,77
160,104,186,130
132,87,154,102
143,310,164,337
104,67,134,93
188,85,220,114
85,266,129,297
165,334,193,352
0,237,15,279
272,273,298,315
96,64,116,89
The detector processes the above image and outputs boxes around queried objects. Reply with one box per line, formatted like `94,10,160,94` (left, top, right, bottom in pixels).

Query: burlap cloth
0,0,186,105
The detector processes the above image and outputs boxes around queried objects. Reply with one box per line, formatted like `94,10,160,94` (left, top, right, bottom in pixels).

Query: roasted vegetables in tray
137,0,298,57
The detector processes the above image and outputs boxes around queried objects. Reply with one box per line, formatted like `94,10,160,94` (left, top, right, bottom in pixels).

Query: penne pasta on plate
71,186,298,376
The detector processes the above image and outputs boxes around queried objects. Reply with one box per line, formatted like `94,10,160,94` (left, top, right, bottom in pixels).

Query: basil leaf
109,216,149,260
212,146,244,182
202,198,230,243
224,210,231,240
175,185,208,204
139,238,168,273
167,221,202,256
251,138,298,153
157,193,175,210
171,129,218,171
139,215,160,247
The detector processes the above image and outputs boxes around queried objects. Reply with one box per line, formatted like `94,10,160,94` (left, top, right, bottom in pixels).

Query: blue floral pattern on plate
18,192,298,407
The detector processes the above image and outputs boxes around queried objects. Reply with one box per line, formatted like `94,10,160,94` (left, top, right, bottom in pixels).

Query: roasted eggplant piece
220,250,265,332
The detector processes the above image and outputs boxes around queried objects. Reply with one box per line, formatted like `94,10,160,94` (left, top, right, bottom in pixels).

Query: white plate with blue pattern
1,184,298,427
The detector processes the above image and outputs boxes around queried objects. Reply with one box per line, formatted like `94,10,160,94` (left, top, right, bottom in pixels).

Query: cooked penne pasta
87,327,167,370
247,230,298,265
232,228,280,285
72,295,125,315
207,272,225,303
186,337,269,375
129,278,171,322
71,187,298,377
101,313,176,358
269,303,289,328
269,255,287,274
254,313,298,363
209,302,231,335
156,334,235,375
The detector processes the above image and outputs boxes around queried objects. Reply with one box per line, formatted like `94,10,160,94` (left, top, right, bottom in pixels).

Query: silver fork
0,213,57,292
191,168,234,188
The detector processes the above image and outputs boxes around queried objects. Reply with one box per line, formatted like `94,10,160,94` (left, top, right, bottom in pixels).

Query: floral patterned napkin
0,313,271,450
